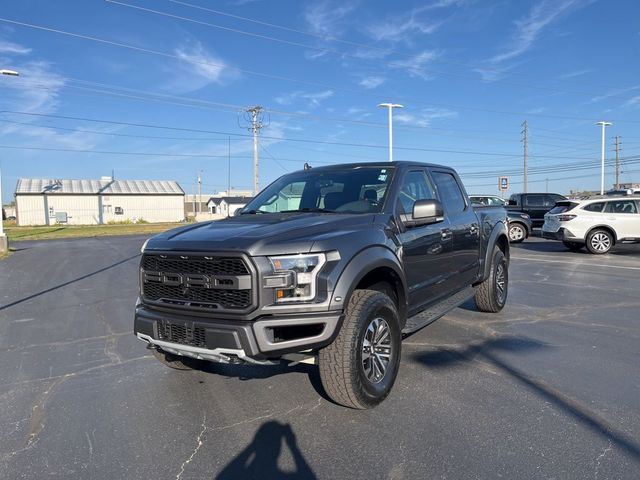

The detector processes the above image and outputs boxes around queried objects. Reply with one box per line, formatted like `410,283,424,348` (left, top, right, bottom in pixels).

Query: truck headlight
266,253,326,302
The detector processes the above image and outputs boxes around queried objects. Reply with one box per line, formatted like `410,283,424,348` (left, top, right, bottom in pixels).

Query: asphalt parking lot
1,235,639,479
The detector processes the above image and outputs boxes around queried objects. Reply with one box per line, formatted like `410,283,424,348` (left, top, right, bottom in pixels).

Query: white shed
207,196,253,217
15,177,185,226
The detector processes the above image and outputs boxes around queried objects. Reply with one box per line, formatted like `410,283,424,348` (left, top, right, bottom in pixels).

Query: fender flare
481,221,510,281
329,246,408,320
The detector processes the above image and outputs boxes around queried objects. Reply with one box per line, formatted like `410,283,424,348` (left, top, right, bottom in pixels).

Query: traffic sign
499,176,509,191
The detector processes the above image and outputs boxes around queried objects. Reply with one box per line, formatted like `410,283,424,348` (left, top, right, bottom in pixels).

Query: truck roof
294,161,455,173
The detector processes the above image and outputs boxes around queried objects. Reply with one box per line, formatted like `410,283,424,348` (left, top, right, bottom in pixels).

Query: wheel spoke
361,317,393,384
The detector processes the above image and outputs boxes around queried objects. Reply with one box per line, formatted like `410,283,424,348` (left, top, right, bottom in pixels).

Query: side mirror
402,199,444,227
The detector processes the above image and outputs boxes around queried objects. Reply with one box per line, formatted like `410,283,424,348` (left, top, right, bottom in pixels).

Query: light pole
596,121,612,195
378,103,403,162
0,68,19,252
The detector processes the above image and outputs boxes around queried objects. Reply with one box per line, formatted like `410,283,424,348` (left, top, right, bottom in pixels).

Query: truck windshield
241,167,393,214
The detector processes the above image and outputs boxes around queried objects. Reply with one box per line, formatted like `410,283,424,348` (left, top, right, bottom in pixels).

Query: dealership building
15,177,185,226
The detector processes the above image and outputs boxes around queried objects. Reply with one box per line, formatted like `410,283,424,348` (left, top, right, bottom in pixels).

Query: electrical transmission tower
240,106,267,195
521,120,528,193
614,135,622,190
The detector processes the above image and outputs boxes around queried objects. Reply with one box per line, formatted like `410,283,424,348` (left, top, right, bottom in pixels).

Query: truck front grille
141,253,254,311
157,320,206,348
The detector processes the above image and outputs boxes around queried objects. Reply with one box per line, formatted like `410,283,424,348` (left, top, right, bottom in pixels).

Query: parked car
135,162,510,409
542,196,640,254
469,194,507,206
470,195,531,243
508,193,567,227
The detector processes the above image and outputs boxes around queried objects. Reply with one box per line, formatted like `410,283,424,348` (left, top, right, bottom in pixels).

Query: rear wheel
562,241,583,252
586,229,614,254
508,222,527,243
319,290,401,409
475,247,508,313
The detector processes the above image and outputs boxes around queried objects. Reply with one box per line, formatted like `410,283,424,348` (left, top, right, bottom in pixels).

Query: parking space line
513,255,640,271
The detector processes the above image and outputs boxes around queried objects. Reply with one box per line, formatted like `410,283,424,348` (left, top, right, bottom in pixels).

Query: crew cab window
397,170,436,214
432,171,466,213
583,202,605,213
525,195,545,207
606,201,638,214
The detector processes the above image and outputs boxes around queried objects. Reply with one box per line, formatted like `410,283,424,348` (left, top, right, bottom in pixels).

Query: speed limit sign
499,176,509,191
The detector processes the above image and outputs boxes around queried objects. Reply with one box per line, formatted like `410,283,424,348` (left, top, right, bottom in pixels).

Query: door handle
441,229,452,240
469,224,479,235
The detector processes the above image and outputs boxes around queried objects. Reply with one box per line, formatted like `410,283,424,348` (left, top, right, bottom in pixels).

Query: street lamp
378,103,403,162
1,68,19,253
596,121,612,195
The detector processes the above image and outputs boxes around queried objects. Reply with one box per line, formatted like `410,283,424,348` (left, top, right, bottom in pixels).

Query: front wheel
508,222,527,243
474,247,508,313
586,229,614,254
319,290,401,409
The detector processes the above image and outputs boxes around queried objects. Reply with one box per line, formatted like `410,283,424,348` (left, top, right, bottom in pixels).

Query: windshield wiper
280,208,336,213
239,209,267,215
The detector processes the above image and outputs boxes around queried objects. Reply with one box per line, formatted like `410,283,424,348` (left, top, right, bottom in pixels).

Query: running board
402,287,475,335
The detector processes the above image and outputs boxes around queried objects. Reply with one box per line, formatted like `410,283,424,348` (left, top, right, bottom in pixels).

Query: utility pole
242,106,265,195
197,170,202,214
614,135,622,190
228,136,231,196
378,103,404,162
596,121,612,195
521,120,528,193
545,178,549,193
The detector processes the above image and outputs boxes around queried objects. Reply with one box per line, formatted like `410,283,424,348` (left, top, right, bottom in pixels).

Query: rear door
431,170,480,290
395,169,453,311
523,194,548,225
605,200,640,239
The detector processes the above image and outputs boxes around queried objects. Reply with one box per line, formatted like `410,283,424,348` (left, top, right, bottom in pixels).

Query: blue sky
1,0,640,203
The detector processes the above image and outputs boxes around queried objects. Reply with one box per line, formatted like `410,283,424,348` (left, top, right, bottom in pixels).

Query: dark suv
135,162,510,408
508,192,567,227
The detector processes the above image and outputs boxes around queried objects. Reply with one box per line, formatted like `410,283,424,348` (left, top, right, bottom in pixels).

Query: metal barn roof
15,178,184,195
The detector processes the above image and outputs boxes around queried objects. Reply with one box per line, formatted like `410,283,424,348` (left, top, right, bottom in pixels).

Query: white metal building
15,177,185,226
207,196,253,217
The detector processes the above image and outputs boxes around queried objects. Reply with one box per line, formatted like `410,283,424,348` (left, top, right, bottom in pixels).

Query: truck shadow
215,421,317,480
198,361,334,404
411,335,640,461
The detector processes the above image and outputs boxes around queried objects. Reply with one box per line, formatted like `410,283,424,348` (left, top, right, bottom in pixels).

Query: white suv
542,196,640,254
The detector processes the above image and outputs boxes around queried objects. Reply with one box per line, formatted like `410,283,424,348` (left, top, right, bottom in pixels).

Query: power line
0,110,611,161
167,0,632,94
3,16,640,124
107,0,638,101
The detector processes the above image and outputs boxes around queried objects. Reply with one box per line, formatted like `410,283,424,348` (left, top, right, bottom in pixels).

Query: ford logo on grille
143,271,250,290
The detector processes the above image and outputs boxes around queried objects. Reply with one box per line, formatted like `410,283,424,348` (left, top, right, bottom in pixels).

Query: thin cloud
394,108,457,127
389,50,439,80
359,76,385,89
622,95,640,108
589,84,640,104
0,38,32,55
275,90,334,107
303,1,357,37
170,41,238,93
559,69,592,79
490,0,592,64
365,0,464,44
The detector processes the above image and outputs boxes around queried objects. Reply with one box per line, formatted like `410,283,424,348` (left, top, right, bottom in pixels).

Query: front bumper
134,304,343,364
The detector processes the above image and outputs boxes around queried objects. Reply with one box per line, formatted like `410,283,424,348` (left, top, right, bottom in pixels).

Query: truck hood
145,213,376,256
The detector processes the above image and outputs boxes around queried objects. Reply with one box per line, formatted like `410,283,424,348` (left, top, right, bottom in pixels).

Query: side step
402,286,475,335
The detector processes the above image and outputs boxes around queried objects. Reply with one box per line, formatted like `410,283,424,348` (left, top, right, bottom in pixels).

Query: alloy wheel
590,232,611,252
495,262,507,304
509,224,525,241
362,317,392,384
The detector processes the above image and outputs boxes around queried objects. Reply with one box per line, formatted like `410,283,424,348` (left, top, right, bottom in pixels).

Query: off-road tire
562,241,584,252
508,222,527,243
586,229,614,254
152,347,197,370
474,247,508,313
319,289,401,409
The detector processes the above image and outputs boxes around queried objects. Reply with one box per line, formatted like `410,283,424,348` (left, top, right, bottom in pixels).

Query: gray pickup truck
135,162,509,408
